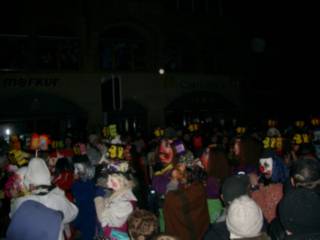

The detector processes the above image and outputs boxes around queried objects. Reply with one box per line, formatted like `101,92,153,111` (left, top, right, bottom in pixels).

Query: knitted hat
25,157,51,186
226,195,263,239
279,188,320,235
222,174,250,205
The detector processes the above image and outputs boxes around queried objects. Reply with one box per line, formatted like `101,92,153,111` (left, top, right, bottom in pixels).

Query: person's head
231,137,262,166
128,209,158,240
290,157,320,189
24,157,51,192
107,173,133,191
221,174,250,206
299,143,315,157
157,138,175,165
267,127,281,138
279,188,320,236
54,157,73,176
4,166,29,198
259,157,273,179
259,150,289,183
226,195,263,239
74,162,95,181
88,134,99,145
152,234,179,240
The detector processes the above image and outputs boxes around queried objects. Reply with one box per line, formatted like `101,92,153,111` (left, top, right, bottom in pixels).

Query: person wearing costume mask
250,150,289,223
151,138,175,196
94,167,136,239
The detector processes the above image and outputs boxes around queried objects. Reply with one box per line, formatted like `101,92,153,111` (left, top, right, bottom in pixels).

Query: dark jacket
204,222,229,240
285,233,320,240
164,182,210,240
6,200,62,240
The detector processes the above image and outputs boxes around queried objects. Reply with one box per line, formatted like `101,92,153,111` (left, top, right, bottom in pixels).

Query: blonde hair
128,208,158,239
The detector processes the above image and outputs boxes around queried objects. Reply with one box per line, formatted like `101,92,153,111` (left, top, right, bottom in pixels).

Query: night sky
0,0,317,116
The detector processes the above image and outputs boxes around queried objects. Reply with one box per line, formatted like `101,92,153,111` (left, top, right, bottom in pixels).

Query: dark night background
0,0,317,131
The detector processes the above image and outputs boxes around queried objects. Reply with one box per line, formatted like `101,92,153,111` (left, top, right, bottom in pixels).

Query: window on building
0,34,28,71
100,26,147,71
36,25,80,71
36,36,80,71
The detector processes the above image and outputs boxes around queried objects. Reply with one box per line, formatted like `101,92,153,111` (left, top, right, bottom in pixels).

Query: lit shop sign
2,77,59,88
178,79,226,90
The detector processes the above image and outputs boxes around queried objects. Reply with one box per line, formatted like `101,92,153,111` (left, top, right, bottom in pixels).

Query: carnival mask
259,157,273,178
107,175,122,191
159,139,173,165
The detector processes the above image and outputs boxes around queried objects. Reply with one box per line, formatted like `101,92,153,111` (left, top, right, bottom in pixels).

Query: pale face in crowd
107,175,123,191
259,157,273,178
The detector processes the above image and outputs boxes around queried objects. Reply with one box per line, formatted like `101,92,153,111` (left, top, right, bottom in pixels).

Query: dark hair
54,157,74,176
298,143,315,157
72,155,90,164
186,165,207,184
291,157,320,189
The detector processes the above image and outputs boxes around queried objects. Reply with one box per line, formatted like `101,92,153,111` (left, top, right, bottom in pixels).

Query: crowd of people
0,118,320,240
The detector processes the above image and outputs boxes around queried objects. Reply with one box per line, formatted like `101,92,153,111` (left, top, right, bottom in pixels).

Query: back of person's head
226,195,263,239
54,157,73,175
25,157,51,187
128,208,158,240
299,143,315,157
221,174,250,206
73,155,94,181
151,234,179,240
291,157,320,189
279,187,320,236
74,161,95,181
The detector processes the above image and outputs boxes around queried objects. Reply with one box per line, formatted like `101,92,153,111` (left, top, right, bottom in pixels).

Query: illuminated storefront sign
2,77,59,88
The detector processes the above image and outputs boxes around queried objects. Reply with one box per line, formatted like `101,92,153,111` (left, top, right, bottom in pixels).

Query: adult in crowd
251,150,288,223
226,195,268,240
204,174,251,240
9,157,78,240
268,157,320,239
163,166,210,240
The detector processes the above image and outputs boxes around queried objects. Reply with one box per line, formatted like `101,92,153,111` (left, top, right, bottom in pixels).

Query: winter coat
163,182,210,240
10,187,78,240
6,200,62,240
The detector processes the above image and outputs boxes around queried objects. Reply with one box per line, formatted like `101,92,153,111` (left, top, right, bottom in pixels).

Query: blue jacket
6,200,62,240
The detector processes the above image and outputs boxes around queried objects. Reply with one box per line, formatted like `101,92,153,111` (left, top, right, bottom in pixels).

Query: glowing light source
159,68,165,75
5,128,11,135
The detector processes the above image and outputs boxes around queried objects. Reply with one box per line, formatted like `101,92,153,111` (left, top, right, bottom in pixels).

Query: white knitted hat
25,157,51,186
226,195,263,239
